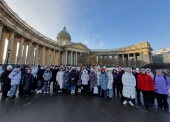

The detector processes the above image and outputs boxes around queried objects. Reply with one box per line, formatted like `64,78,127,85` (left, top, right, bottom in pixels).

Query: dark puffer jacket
69,70,77,86
1,70,12,92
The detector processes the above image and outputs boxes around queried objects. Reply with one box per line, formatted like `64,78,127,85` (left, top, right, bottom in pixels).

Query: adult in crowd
8,66,21,99
89,68,97,94
122,68,136,106
100,68,108,99
154,69,170,113
107,69,113,98
137,68,155,112
76,68,82,94
81,69,89,94
69,67,77,94
56,67,64,92
31,65,38,92
96,68,101,95
146,68,155,106
1,65,12,99
43,67,52,93
117,67,125,101
51,66,59,92
112,69,118,97
63,67,70,93
37,65,45,94
132,68,142,106
22,69,34,96
18,65,28,96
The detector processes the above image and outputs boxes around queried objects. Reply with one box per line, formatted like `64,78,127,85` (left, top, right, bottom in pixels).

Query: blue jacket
100,72,108,90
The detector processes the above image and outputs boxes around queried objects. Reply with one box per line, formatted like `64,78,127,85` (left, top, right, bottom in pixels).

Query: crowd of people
0,65,170,113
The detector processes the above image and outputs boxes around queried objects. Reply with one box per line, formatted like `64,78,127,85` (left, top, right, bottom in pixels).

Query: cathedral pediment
65,43,90,51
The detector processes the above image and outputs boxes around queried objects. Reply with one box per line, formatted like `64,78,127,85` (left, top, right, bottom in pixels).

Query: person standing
18,65,28,96
137,68,155,112
132,68,142,106
43,67,52,93
107,69,113,98
96,68,101,95
69,67,77,94
122,68,136,106
112,69,118,97
1,65,12,99
36,65,45,94
81,69,89,94
154,69,170,113
100,68,108,100
56,67,64,92
8,66,21,99
146,68,155,106
117,67,125,101
76,68,82,94
89,68,97,94
22,69,34,96
63,67,70,93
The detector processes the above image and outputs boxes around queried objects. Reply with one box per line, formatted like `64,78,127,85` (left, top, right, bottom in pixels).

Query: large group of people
0,65,170,113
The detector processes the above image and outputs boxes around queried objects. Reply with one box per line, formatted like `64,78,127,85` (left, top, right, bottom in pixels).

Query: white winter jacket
122,72,136,99
56,71,64,89
81,70,89,85
107,72,113,89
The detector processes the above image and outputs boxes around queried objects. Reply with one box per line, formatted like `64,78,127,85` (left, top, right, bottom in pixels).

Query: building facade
0,0,153,66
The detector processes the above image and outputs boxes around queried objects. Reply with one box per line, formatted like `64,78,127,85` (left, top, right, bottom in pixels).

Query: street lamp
6,49,11,66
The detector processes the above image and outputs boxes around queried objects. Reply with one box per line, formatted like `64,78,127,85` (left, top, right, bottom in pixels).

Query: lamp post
6,49,11,67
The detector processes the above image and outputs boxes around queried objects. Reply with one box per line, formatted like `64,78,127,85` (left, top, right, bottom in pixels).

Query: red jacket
137,73,155,91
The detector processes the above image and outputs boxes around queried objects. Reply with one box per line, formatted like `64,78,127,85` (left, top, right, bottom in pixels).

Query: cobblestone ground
0,92,170,122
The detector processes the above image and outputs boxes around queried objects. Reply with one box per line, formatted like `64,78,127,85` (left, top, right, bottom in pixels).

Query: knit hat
126,67,132,71
156,69,162,72
140,68,146,71
101,68,105,71
146,68,151,71
7,65,12,69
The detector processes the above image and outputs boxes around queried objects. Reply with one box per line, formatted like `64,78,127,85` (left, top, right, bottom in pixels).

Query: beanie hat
156,69,162,72
146,68,151,71
140,68,145,71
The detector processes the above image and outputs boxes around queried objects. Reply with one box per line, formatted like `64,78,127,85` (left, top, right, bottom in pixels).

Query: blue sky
5,0,170,52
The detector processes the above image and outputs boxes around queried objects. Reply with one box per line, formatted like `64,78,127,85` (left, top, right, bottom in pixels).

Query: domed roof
57,26,71,37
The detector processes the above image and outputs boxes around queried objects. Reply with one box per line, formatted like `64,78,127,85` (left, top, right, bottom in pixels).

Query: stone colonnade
96,52,152,67
0,25,62,65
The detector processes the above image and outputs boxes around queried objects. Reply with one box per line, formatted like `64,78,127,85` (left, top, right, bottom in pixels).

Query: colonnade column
17,37,24,64
47,48,50,65
11,38,18,64
0,29,6,64
35,45,39,65
7,30,15,64
26,41,32,64
22,43,27,64
75,52,77,66
70,51,73,65
41,46,45,65
65,50,68,65
58,50,60,65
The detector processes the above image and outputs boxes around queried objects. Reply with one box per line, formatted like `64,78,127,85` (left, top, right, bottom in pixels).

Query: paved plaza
0,93,170,122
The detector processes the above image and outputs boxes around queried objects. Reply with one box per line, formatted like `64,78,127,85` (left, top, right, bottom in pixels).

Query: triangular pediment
65,43,90,51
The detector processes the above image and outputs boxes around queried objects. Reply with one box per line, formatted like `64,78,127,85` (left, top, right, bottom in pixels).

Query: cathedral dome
57,26,71,38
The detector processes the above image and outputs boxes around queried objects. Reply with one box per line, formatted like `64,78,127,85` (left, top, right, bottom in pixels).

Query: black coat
22,73,33,91
117,70,125,87
69,70,77,86
1,70,12,92
52,69,59,82
37,69,45,81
